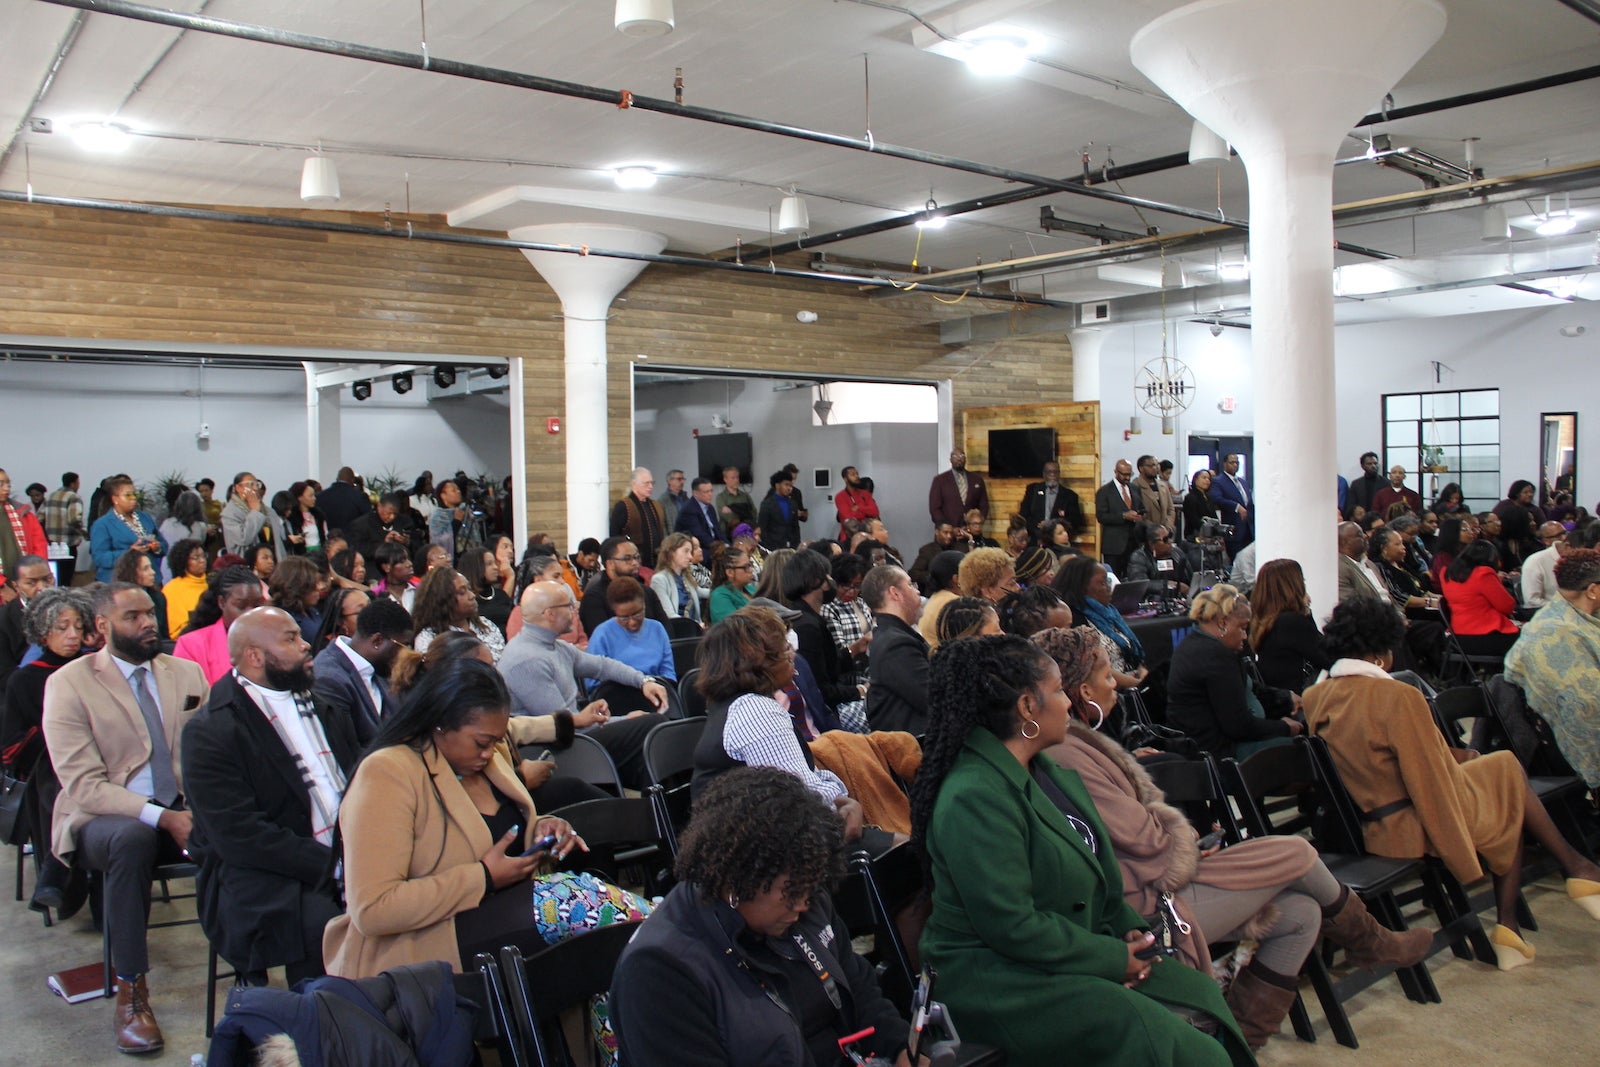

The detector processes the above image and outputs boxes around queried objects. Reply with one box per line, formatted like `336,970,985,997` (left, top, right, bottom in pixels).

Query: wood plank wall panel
961,401,1102,556
0,201,1073,548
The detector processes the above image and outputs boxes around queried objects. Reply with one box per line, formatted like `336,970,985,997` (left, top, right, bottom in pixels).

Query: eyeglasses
611,553,641,562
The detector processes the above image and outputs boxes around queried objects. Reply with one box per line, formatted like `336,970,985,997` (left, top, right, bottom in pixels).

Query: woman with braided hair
910,634,1253,1067
1034,626,1430,1051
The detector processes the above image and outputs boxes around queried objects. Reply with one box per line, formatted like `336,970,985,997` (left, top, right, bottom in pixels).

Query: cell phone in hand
529,833,560,854
1135,940,1165,961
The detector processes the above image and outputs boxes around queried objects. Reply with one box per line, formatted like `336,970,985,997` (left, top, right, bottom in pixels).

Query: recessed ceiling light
613,165,658,190
70,121,131,153
1217,260,1251,281
961,35,1030,76
1535,212,1579,237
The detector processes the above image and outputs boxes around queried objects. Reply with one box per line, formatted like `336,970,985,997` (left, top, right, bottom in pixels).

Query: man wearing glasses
578,535,672,638
1126,524,1192,595
1521,522,1572,609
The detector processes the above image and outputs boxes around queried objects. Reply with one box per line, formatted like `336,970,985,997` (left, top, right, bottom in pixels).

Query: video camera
1199,516,1235,539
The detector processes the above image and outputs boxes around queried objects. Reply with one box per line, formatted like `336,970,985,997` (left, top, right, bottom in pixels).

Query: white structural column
303,361,342,482
1131,0,1445,615
513,224,667,542
1068,327,1104,404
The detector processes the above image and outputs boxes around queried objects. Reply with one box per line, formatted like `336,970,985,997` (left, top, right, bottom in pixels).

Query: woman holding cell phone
323,657,587,978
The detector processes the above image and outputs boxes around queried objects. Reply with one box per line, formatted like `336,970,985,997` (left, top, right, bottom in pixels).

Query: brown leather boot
1224,961,1299,1052
114,974,164,1055
1321,888,1433,969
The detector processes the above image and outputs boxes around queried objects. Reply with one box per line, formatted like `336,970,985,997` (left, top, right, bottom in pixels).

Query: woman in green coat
909,634,1254,1067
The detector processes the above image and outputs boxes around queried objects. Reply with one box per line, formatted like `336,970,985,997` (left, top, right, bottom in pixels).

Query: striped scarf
238,675,347,846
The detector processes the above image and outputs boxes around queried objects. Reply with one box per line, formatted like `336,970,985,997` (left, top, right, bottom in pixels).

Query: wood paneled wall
962,401,1102,555
0,200,1074,547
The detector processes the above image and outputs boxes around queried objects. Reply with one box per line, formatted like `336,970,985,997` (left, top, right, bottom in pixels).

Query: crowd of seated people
5,453,1600,1066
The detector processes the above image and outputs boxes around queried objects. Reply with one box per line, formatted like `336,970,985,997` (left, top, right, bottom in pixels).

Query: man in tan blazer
1136,454,1177,536
43,582,209,1056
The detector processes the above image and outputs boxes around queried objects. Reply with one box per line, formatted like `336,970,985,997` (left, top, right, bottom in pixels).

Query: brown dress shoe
114,975,164,1055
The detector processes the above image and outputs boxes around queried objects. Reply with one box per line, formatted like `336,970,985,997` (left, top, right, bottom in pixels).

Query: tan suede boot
1321,888,1433,969
1224,961,1299,1051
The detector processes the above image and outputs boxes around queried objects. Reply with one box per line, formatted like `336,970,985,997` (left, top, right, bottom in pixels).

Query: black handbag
0,771,26,846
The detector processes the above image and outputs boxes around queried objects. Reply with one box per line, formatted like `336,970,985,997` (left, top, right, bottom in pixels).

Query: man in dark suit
346,493,415,563
862,565,930,734
42,582,210,1054
1207,453,1254,557
310,596,412,744
0,554,53,690
673,476,726,548
1094,459,1143,576
315,466,371,536
1018,460,1083,536
183,607,359,986
927,449,988,527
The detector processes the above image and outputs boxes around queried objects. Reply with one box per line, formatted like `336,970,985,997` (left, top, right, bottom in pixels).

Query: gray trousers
76,814,181,978
1182,859,1342,974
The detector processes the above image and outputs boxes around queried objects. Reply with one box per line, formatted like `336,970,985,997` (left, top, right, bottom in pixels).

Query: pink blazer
172,619,232,685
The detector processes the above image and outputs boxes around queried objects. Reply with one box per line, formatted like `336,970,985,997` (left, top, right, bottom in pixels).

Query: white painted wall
633,377,939,544
1333,298,1600,509
0,360,512,504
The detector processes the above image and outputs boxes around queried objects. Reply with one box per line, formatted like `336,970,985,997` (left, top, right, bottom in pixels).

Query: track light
615,0,674,37
391,371,413,394
613,165,657,190
1188,121,1230,165
433,365,457,388
486,364,509,379
778,188,809,234
351,379,372,401
300,155,341,202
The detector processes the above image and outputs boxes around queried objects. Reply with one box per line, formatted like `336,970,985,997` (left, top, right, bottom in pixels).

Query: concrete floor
3,861,1597,1066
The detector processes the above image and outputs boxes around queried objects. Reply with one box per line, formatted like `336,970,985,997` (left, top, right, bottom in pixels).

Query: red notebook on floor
47,962,112,1003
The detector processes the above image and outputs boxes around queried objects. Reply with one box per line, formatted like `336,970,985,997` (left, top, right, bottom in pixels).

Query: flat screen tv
987,427,1057,479
697,432,753,486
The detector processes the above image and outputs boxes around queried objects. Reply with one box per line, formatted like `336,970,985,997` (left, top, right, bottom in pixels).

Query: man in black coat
314,466,372,537
310,596,412,744
346,493,416,564
1019,460,1084,537
181,607,359,983
1094,459,1143,576
861,565,930,734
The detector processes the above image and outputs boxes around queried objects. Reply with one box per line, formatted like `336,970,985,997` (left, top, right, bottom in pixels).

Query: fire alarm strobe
547,417,561,434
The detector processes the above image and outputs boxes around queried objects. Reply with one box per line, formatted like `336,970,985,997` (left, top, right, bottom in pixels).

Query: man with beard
833,465,879,542
310,595,412,744
181,607,359,988
42,582,209,1054
928,448,988,527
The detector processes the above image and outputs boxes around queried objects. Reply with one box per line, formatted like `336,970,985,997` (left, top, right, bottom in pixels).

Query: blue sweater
89,510,166,581
586,618,675,682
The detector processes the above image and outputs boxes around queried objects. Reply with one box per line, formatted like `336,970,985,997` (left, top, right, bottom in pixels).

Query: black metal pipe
0,188,1070,306
1354,63,1600,127
34,0,1245,231
1549,0,1600,29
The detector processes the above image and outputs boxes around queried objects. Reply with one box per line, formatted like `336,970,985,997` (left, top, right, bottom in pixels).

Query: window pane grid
1378,389,1499,513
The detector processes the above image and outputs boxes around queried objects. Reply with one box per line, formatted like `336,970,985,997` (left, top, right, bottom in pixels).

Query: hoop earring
726,893,739,909
1020,718,1041,740
1084,700,1105,731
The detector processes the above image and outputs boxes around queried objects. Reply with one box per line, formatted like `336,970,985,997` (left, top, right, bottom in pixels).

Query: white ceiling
3,0,1599,323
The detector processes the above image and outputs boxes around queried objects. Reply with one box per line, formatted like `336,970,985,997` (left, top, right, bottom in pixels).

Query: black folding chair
677,668,706,718
1221,739,1441,1048
528,733,623,798
98,860,202,997
499,921,646,1067
1436,599,1509,684
656,677,686,720
669,634,702,678
458,956,528,1067
642,718,705,853
547,796,672,895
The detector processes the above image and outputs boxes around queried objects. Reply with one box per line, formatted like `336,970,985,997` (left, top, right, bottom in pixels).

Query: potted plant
1420,444,1449,473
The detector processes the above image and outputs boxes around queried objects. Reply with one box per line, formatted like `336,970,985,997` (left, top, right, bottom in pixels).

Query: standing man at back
42,472,87,587
658,469,690,533
43,582,209,1054
1208,453,1254,558
674,477,726,548
928,449,988,528
315,467,372,537
611,468,667,569
1019,460,1082,539
1135,455,1177,537
1094,460,1143,576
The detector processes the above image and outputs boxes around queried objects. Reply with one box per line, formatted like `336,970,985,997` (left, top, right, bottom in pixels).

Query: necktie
703,502,716,532
131,666,179,806
1120,483,1132,508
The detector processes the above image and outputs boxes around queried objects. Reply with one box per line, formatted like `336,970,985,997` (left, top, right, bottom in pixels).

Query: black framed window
1381,389,1500,511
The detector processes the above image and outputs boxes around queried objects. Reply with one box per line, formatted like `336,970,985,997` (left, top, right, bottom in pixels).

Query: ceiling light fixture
70,121,131,153
300,155,341,202
613,165,657,190
961,34,1029,76
915,197,947,230
1217,260,1250,281
433,365,457,389
777,187,809,234
351,379,372,401
614,0,674,37
1187,120,1230,165
1536,212,1578,237
391,371,413,394
1480,203,1510,241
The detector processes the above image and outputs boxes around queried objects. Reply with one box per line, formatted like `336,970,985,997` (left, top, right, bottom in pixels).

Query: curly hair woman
611,767,913,1067
1304,596,1600,970
410,566,506,661
910,634,1253,1067
1035,626,1429,1050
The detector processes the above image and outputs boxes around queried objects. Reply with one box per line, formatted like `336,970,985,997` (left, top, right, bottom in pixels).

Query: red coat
1,504,48,590
834,487,879,539
1441,566,1518,635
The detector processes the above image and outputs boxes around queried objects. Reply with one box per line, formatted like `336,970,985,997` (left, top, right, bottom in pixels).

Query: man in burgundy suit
1371,465,1423,517
928,449,988,528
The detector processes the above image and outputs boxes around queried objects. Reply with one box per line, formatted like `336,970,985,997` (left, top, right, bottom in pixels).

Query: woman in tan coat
323,657,584,978
1034,626,1431,1051
1304,597,1600,971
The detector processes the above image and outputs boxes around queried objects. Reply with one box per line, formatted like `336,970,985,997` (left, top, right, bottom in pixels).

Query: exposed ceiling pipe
0,188,1069,307
0,11,86,179
1551,0,1600,25
739,61,1600,261
32,0,1244,230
